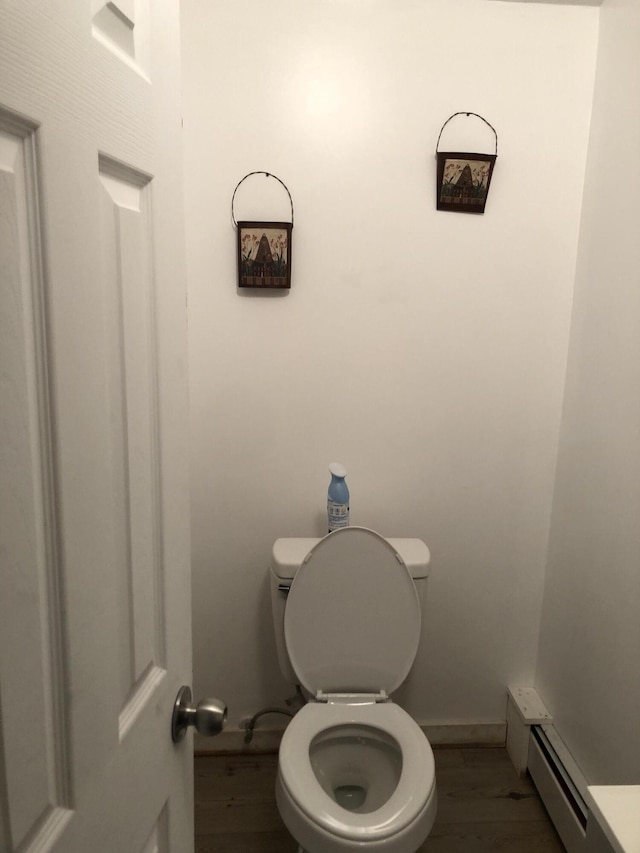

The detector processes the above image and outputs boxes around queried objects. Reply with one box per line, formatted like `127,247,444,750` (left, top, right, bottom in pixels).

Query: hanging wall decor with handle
435,112,498,214
232,171,294,289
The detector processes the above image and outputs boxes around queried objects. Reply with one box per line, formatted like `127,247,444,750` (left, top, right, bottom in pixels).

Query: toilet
270,526,437,852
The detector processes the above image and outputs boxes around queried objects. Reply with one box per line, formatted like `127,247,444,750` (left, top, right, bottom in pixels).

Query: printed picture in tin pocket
436,152,496,214
237,221,292,289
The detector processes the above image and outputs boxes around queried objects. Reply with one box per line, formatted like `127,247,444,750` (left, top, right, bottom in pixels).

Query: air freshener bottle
327,463,350,533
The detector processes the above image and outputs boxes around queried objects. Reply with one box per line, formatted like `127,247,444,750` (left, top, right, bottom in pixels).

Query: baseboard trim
423,721,506,748
194,720,506,755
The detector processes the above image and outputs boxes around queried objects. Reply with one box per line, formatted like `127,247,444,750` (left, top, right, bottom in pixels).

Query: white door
0,1,194,850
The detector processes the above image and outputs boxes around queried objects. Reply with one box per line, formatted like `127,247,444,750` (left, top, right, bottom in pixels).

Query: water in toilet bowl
309,724,402,814
333,784,367,811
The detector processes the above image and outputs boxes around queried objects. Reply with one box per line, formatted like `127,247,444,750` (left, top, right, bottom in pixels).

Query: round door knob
171,685,227,743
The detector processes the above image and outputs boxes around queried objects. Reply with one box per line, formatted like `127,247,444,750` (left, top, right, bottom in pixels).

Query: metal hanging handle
435,112,498,156
231,171,295,228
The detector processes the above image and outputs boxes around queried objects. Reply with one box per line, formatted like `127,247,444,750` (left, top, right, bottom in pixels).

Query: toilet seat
278,701,436,843
285,527,421,696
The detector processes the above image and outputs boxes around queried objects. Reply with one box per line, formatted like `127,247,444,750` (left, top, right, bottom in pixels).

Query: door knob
171,685,227,743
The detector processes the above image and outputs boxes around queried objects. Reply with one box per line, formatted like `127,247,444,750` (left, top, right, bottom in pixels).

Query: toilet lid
284,527,421,695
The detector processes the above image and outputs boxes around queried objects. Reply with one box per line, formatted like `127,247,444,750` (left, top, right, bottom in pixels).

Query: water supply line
243,686,306,744
243,707,293,743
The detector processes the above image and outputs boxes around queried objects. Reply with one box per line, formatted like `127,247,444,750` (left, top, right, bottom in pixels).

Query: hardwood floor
194,747,565,852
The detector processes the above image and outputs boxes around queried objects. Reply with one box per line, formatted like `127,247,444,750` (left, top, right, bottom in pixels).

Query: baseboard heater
528,725,589,852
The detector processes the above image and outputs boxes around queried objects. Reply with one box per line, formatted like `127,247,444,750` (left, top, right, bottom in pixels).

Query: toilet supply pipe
242,707,294,743
242,687,306,743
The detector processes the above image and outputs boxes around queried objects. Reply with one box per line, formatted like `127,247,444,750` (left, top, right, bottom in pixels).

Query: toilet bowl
276,701,437,852
270,527,437,852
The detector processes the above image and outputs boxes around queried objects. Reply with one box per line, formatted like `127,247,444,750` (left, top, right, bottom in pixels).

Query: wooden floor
194,747,565,852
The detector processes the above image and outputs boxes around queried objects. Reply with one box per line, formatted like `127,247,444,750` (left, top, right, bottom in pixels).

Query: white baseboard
423,721,506,747
194,719,506,754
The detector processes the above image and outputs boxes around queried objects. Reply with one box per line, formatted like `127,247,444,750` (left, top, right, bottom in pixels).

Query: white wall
535,0,640,785
181,0,598,728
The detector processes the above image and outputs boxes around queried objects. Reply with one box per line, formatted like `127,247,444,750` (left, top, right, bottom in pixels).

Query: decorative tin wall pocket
436,112,497,214
232,171,294,289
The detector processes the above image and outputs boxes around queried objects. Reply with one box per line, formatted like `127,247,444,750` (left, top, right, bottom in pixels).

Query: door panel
0,110,73,853
0,2,192,850
98,160,166,726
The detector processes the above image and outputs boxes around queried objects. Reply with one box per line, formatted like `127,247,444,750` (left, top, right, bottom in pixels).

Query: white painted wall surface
181,0,598,728
536,0,640,785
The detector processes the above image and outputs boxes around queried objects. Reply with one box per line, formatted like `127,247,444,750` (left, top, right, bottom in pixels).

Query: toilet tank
270,535,431,687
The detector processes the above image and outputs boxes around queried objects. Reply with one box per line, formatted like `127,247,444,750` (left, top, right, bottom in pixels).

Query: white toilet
270,526,437,853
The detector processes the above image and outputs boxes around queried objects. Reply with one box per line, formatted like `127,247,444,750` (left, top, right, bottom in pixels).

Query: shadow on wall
256,568,292,705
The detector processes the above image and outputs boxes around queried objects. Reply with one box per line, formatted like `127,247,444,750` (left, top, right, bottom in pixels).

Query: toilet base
277,770,437,853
